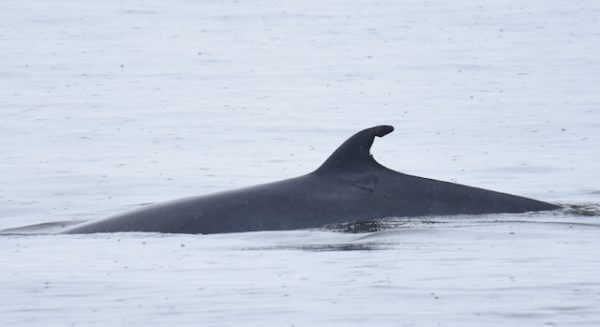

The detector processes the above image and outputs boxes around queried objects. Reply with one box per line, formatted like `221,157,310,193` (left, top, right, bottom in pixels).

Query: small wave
326,205,600,234
0,220,86,235
326,219,442,233
561,204,600,217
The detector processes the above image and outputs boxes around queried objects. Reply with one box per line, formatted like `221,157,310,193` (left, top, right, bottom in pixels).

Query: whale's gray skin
62,125,559,234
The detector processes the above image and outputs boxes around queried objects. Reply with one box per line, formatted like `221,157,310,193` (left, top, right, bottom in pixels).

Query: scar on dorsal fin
315,125,394,174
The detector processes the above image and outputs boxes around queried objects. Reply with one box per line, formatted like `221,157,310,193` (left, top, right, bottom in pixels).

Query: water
1,0,599,325
2,212,600,326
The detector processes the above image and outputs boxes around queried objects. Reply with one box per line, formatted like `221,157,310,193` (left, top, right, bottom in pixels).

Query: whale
61,125,559,234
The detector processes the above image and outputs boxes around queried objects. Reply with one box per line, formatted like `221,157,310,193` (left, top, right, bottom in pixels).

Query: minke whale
62,125,559,234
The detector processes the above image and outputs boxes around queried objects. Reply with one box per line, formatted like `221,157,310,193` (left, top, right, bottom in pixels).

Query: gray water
1,0,599,325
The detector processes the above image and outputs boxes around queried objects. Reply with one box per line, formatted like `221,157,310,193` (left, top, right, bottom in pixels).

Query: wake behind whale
59,125,559,234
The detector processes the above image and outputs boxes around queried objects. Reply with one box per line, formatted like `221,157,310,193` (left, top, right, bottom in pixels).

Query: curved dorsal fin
315,125,394,174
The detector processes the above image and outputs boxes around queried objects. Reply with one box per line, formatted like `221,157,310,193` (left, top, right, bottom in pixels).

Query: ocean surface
1,0,599,325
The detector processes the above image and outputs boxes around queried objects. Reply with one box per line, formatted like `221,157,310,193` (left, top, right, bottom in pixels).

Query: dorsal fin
315,125,394,174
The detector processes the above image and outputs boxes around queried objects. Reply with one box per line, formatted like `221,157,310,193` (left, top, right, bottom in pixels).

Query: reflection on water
243,242,384,252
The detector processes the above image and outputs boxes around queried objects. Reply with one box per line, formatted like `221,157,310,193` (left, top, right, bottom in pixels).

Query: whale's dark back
62,125,559,234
